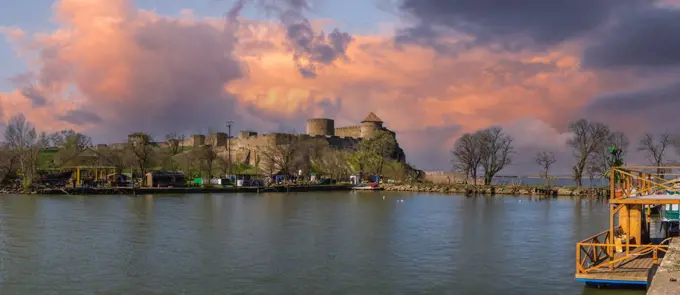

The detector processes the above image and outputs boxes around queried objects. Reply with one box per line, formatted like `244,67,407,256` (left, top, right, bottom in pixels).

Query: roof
362,112,383,123
58,147,117,168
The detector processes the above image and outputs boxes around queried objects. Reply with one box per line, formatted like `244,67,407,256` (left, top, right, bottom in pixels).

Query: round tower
306,118,335,136
360,112,383,139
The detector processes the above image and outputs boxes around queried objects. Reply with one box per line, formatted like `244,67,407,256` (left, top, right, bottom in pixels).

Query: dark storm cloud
255,0,354,77
582,7,680,69
583,81,680,135
57,109,103,125
20,85,47,107
395,0,649,51
399,125,462,170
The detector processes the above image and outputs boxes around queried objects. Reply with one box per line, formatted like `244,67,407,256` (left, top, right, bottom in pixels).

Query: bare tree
0,143,19,185
4,114,48,187
587,130,630,181
257,134,305,180
197,144,219,179
51,129,92,166
639,132,672,176
165,132,185,155
160,132,185,170
451,132,483,185
478,127,514,185
535,151,556,181
126,132,157,184
567,119,610,187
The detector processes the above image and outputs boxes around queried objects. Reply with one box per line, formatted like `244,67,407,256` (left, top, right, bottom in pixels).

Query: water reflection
0,193,643,294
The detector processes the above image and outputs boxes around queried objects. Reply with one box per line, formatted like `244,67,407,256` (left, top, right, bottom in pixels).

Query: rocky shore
383,183,608,198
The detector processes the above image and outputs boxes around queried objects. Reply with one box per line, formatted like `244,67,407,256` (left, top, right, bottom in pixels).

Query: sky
1,0,680,174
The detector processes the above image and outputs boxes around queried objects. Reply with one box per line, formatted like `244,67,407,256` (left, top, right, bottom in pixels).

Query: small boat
352,183,384,191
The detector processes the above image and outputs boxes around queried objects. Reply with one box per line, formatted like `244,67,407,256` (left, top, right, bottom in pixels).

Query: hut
145,171,186,187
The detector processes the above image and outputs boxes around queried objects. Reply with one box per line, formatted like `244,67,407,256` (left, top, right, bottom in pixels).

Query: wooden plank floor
575,251,663,283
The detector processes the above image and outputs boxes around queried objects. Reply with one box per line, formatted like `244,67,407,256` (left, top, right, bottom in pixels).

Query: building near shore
98,112,407,171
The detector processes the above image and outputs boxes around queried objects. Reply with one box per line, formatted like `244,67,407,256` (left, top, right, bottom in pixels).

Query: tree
197,144,219,179
257,134,305,179
588,131,630,180
97,146,127,174
126,133,157,184
567,119,610,187
451,132,483,185
51,129,92,166
0,143,19,185
478,127,514,185
535,151,556,184
355,130,398,176
161,132,185,170
638,132,672,176
3,114,48,187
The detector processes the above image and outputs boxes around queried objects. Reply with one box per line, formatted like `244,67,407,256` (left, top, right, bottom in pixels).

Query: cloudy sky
1,0,680,174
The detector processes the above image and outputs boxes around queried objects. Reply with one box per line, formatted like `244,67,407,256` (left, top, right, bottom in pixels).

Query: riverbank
1,184,354,195
382,183,608,197
1,182,607,197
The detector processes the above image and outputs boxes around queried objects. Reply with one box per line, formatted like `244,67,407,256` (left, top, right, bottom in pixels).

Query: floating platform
575,250,662,286
351,186,384,191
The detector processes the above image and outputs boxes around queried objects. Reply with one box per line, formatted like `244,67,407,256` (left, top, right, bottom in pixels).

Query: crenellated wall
105,112,405,171
334,125,361,138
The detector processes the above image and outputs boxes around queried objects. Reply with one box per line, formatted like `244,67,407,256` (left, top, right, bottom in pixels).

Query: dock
574,166,680,287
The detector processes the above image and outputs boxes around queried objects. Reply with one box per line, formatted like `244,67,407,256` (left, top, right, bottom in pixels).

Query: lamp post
226,120,233,176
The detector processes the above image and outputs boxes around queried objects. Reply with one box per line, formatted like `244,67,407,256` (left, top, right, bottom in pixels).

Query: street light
226,120,233,176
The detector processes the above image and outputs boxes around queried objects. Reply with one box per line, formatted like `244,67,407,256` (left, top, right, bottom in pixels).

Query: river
0,192,644,295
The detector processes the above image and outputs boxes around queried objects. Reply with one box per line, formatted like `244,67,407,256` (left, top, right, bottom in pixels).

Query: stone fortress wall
103,112,404,169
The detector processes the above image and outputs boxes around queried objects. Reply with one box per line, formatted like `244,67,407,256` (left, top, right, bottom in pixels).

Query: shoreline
1,184,354,195
0,182,608,197
381,183,609,198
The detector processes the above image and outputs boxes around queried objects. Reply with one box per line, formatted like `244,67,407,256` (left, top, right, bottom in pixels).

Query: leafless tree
639,132,672,176
567,119,611,187
165,132,185,155
126,132,157,184
535,151,556,180
451,132,483,185
478,127,514,185
3,114,48,187
50,129,92,166
197,144,219,179
583,130,630,184
96,146,127,174
257,134,305,179
0,143,19,185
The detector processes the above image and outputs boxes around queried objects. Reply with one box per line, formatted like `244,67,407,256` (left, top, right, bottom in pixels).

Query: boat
351,183,384,191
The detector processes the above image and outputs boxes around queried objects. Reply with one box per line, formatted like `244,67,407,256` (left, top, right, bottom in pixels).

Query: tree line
0,114,419,188
452,118,680,187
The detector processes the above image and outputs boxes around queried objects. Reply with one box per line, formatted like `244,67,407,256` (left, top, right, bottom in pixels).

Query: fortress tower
306,118,335,136
360,112,383,139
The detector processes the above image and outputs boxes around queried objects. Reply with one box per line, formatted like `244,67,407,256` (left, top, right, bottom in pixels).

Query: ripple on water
0,193,642,295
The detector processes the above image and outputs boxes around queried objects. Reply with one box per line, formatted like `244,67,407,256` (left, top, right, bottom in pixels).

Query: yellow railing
576,230,670,274
610,167,680,199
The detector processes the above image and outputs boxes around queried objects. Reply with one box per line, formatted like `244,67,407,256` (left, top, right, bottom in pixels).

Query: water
0,192,644,295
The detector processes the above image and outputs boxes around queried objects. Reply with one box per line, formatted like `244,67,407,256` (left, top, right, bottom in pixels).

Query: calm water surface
0,192,643,295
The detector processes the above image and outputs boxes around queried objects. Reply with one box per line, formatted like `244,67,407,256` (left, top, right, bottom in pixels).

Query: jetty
574,166,680,287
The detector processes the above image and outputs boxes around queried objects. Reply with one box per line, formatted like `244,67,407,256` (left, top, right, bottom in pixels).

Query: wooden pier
574,166,679,287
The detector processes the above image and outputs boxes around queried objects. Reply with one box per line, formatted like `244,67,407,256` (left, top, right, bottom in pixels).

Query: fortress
107,112,406,168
